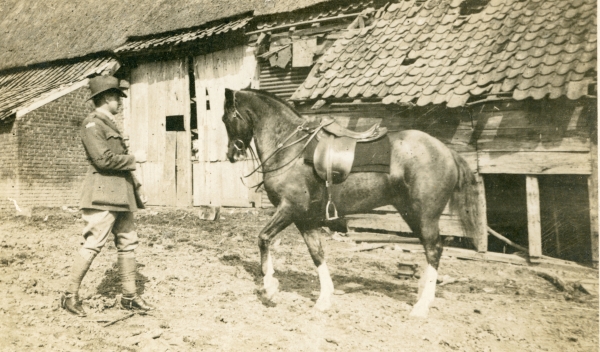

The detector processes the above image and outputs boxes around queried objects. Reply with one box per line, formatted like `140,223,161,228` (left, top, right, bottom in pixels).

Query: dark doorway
484,174,529,254
539,175,591,262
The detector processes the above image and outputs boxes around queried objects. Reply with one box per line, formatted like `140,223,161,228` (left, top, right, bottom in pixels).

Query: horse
221,88,482,318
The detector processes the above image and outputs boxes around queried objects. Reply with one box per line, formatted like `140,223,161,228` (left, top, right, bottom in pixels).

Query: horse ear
224,88,234,109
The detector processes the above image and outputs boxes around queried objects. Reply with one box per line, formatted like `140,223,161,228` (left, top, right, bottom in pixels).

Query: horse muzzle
227,139,247,163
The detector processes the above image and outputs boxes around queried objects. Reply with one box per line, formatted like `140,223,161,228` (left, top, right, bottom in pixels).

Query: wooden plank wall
193,46,261,207
299,98,595,257
127,59,191,206
475,99,592,174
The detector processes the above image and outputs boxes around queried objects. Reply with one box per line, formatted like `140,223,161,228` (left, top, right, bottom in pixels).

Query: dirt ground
0,207,598,352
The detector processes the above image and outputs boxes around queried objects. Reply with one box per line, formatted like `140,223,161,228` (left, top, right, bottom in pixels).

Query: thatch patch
0,0,330,72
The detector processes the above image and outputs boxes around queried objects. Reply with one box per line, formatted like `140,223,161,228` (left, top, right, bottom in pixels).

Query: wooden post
475,173,488,252
589,140,598,268
526,176,542,259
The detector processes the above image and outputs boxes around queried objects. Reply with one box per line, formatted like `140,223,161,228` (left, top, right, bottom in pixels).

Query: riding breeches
80,209,139,255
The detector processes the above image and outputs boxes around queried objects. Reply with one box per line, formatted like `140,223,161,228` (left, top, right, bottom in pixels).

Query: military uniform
62,75,153,317
79,109,144,255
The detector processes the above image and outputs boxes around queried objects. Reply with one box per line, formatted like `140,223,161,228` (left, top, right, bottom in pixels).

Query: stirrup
326,200,339,221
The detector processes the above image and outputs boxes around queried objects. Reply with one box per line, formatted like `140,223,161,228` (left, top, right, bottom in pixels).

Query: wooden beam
245,13,361,35
478,151,592,174
589,141,599,267
526,176,543,258
476,174,488,252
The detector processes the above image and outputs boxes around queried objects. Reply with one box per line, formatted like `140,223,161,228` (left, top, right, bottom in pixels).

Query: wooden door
193,46,261,207
128,59,192,206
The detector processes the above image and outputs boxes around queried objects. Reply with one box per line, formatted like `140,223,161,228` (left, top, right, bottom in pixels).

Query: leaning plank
488,227,528,253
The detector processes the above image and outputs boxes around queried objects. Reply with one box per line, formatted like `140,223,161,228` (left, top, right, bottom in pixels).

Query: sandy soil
0,207,598,352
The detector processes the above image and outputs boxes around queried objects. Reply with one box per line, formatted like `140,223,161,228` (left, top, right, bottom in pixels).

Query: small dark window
166,115,185,131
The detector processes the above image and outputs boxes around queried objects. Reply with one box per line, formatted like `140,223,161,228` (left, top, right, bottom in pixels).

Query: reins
230,100,326,187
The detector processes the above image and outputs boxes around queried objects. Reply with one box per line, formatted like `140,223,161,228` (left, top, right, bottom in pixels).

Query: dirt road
0,208,598,351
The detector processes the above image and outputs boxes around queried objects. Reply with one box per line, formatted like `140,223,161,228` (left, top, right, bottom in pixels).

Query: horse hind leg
410,220,442,318
296,222,334,311
258,205,294,302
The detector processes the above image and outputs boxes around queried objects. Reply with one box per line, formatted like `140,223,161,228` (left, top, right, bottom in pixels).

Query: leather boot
120,294,155,311
61,292,87,317
118,252,154,311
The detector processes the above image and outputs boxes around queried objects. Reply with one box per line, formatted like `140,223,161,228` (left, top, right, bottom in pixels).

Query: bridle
227,93,327,183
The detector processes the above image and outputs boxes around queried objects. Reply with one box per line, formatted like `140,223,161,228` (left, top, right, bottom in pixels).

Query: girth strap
325,135,338,221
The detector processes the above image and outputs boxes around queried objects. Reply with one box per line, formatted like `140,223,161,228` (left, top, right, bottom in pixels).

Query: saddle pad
304,135,391,174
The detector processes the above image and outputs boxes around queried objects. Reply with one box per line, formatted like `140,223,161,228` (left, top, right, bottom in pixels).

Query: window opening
165,115,185,131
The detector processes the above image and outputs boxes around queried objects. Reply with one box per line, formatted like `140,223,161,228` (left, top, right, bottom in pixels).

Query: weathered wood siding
127,59,192,206
193,46,261,207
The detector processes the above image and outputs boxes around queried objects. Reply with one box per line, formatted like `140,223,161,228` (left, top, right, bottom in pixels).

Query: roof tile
292,0,597,106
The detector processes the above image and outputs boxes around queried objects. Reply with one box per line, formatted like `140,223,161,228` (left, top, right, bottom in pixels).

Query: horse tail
449,149,483,248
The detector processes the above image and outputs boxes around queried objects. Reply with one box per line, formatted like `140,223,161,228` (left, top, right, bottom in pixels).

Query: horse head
222,88,253,162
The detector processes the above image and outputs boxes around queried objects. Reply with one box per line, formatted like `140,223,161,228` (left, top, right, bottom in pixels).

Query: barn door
193,46,261,207
128,59,192,206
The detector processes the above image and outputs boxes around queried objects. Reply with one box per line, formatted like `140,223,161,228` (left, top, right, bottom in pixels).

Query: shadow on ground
219,254,414,306
96,262,150,298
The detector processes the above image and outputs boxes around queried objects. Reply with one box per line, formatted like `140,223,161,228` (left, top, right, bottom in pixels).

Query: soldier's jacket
80,110,144,212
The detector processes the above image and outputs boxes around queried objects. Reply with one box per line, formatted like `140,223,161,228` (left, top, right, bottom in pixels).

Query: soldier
61,75,153,317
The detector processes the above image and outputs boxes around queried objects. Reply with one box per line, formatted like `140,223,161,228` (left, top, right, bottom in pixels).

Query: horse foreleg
258,206,293,301
410,221,442,319
297,224,334,311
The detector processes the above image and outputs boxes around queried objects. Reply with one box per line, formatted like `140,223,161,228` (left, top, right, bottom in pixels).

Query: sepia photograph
0,0,598,350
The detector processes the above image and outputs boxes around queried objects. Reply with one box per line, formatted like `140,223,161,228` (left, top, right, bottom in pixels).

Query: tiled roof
0,57,116,121
116,16,252,54
291,0,597,106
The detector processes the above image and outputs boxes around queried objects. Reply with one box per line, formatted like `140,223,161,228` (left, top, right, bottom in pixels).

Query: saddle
310,118,387,220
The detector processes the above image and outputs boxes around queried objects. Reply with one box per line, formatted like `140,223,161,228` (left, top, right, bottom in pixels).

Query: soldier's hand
134,149,147,163
138,186,148,204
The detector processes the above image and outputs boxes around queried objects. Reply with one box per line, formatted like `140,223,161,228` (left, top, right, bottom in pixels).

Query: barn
0,0,364,210
0,0,596,266
289,0,598,265
113,0,388,208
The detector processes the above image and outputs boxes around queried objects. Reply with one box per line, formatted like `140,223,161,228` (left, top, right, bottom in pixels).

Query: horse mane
241,88,303,119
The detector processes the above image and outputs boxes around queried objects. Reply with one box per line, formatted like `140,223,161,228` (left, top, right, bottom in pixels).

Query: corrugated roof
116,17,252,54
0,57,116,121
291,0,597,106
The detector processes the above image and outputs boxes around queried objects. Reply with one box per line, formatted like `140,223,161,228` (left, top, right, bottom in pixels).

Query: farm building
288,0,598,265
0,0,369,210
0,0,596,266
113,0,388,208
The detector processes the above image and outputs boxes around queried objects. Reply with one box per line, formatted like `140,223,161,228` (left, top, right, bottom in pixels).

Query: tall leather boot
118,252,154,311
62,250,94,317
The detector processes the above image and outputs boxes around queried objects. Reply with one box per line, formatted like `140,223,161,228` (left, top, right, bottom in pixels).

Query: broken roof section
0,57,117,122
291,0,597,107
116,16,253,55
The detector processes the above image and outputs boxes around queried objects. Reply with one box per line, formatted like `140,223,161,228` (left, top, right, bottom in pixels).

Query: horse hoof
314,298,331,311
409,304,429,319
263,278,279,300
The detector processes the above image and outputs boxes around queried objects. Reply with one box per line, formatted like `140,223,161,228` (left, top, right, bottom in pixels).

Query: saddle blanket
304,135,391,174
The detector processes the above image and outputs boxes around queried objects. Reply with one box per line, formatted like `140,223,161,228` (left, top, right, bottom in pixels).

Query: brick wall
1,84,127,210
0,120,19,210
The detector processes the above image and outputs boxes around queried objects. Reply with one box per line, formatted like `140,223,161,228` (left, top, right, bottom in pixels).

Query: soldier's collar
93,109,121,134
